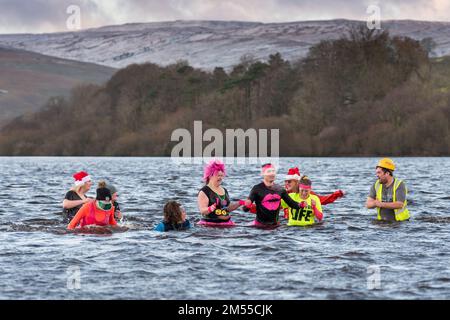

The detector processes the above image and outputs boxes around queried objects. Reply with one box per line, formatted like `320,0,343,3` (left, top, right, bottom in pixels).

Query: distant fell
0,19,449,71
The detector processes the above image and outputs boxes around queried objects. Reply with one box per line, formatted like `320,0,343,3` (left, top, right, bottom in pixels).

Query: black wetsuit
248,183,302,225
199,185,231,223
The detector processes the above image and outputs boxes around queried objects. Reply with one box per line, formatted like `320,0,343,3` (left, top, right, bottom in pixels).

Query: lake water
0,157,449,300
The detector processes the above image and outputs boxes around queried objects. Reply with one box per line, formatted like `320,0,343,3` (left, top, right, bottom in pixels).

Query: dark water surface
0,157,449,299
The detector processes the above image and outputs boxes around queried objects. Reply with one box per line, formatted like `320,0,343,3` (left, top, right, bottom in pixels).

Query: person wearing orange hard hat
366,158,410,222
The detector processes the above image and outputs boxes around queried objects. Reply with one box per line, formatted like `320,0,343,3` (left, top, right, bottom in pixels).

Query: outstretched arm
312,190,344,205
281,191,301,210
63,197,93,210
227,201,242,212
239,187,257,213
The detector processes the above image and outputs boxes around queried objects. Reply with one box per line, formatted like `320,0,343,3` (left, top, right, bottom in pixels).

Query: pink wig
203,159,226,182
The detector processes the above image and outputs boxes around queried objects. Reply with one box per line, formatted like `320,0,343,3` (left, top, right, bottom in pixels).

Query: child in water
155,201,191,232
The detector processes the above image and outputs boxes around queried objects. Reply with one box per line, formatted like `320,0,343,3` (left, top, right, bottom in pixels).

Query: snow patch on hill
1,19,449,71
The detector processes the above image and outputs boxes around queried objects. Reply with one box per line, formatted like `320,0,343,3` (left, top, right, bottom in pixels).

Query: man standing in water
241,163,303,227
366,158,410,222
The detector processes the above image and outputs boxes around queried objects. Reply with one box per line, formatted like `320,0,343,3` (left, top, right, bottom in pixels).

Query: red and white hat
284,167,301,181
73,171,91,186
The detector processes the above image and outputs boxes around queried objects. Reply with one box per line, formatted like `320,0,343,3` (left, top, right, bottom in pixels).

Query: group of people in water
62,157,409,233
63,172,123,231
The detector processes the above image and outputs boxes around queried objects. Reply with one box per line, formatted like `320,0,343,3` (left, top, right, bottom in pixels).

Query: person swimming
154,201,191,232
282,176,324,226
62,171,94,222
197,159,242,225
67,182,119,230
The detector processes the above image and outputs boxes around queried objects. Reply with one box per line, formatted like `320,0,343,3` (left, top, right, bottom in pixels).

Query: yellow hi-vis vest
374,178,410,221
282,193,322,226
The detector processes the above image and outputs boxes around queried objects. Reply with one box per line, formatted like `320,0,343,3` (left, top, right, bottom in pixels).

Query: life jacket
374,178,410,222
80,202,114,228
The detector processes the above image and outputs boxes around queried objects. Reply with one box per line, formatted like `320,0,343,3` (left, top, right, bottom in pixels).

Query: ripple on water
1,157,450,299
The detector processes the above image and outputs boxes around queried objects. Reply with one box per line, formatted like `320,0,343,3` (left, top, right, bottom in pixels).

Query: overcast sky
1,0,449,34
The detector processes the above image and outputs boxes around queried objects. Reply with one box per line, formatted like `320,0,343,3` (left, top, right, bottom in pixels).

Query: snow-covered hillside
1,19,449,70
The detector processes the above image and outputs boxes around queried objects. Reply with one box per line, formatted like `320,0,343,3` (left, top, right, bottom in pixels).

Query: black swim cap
96,188,112,201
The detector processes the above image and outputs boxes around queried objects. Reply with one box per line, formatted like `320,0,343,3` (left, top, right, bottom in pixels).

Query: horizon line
1,18,450,36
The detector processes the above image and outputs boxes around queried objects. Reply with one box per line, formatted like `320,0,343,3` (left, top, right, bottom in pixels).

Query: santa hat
73,171,91,186
284,167,301,181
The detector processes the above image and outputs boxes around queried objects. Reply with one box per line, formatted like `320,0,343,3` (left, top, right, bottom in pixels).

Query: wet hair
377,167,393,176
299,176,312,187
262,163,273,169
163,201,184,227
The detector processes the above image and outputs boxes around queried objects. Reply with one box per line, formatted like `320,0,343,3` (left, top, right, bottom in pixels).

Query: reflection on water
0,157,449,299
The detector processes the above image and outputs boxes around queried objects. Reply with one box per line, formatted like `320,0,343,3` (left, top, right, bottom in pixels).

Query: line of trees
0,26,449,156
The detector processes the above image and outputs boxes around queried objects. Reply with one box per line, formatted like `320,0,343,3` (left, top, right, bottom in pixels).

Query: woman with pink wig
197,159,242,226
